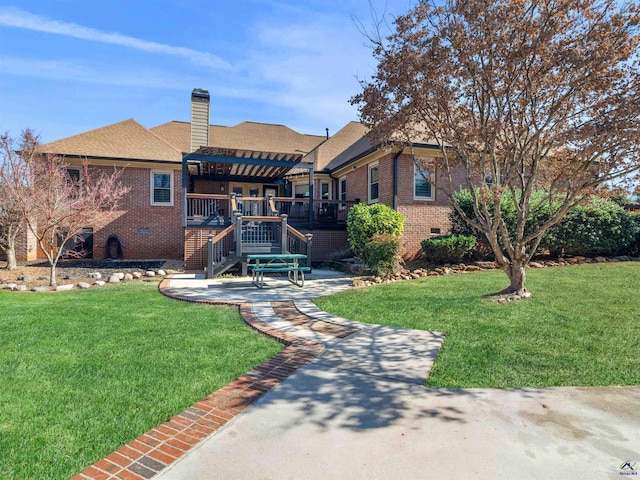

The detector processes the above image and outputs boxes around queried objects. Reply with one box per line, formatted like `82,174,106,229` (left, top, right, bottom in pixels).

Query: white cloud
0,7,231,70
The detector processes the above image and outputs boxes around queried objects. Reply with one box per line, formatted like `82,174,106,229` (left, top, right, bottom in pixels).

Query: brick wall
344,153,466,259
95,166,183,260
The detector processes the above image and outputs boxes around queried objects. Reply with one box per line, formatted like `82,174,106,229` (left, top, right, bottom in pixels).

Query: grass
0,282,282,480
315,262,640,388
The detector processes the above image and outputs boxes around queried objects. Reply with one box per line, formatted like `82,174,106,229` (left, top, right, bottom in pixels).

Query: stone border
72,277,324,480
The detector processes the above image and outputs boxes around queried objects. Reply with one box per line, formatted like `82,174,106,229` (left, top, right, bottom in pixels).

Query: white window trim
368,162,379,204
414,163,435,201
150,170,174,206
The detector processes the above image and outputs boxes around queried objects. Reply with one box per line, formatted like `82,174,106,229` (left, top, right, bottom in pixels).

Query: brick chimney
190,88,210,152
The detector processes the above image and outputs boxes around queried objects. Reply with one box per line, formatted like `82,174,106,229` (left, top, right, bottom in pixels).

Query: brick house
13,88,463,271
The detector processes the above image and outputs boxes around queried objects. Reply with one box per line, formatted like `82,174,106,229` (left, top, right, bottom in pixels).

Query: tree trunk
503,259,528,295
49,262,57,286
6,248,17,270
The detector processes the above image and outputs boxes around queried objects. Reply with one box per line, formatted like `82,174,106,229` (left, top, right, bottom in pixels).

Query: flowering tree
353,0,640,295
0,130,129,285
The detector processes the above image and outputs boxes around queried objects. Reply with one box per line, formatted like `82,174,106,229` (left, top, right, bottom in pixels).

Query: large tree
0,130,129,285
353,0,640,295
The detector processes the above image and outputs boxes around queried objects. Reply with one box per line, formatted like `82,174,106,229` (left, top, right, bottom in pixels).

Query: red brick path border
72,277,325,480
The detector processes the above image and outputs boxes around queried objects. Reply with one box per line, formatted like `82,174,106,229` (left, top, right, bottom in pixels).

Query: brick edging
71,277,323,480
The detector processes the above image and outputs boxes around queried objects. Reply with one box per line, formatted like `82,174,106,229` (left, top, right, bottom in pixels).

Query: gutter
393,149,402,210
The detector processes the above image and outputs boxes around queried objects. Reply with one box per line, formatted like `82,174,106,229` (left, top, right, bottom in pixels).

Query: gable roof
151,121,326,156
308,121,369,171
38,119,183,162
324,134,378,172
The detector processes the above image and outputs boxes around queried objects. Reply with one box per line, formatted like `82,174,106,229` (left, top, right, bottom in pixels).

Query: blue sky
0,0,415,143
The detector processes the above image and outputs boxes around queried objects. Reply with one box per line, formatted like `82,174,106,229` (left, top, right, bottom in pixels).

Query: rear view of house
19,88,463,271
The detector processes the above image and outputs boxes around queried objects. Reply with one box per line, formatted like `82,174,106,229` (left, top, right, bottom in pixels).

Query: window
320,182,330,200
414,162,434,200
339,176,347,209
294,184,309,198
151,171,173,206
368,163,379,203
66,167,81,184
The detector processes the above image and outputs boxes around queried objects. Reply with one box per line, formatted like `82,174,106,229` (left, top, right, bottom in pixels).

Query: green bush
450,190,636,258
421,234,476,264
546,198,636,256
450,189,555,259
347,202,404,259
362,233,403,275
347,203,404,274
625,214,640,256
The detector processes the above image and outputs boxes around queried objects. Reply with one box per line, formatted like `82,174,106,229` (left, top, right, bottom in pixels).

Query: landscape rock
352,279,366,288
14,285,28,291
94,280,106,286
156,269,167,276
132,272,142,279
594,256,607,263
466,265,481,271
5,283,18,290
124,273,134,282
145,271,156,277
32,286,50,292
38,275,50,281
88,272,102,279
77,282,91,289
116,272,125,280
108,275,121,283
17,275,32,281
55,284,74,292
528,262,544,268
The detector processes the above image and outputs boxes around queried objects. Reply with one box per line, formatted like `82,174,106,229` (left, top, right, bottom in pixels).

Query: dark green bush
421,234,476,264
450,190,636,258
625,214,640,256
347,203,404,259
546,198,636,256
450,189,554,259
362,233,403,275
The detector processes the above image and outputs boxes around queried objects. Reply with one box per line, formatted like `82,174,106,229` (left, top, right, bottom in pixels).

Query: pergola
182,146,316,226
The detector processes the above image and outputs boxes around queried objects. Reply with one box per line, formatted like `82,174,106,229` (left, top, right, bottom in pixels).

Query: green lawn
0,282,282,480
316,262,640,388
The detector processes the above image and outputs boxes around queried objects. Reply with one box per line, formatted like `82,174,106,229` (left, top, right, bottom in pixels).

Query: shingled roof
151,121,326,156
306,121,368,171
39,119,183,162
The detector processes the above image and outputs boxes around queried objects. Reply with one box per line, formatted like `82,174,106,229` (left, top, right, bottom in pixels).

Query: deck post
305,233,313,271
235,213,243,257
206,233,214,279
280,214,288,253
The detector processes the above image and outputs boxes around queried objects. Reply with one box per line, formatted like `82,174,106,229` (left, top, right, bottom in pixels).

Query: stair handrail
206,223,237,279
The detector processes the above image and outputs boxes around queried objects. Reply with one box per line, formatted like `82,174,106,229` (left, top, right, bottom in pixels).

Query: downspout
182,154,188,228
393,150,401,211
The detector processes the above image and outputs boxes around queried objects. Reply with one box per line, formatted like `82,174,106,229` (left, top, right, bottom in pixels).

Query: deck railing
271,197,356,228
186,194,356,229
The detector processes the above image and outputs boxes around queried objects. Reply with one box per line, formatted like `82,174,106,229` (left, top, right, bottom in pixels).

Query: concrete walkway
154,271,640,480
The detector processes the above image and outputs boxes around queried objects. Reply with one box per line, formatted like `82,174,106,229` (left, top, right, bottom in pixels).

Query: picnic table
246,253,309,289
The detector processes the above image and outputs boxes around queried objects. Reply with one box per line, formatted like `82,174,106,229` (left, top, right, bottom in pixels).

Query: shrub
625,214,640,256
546,198,636,256
450,189,554,259
362,233,403,275
347,203,404,259
421,234,476,264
